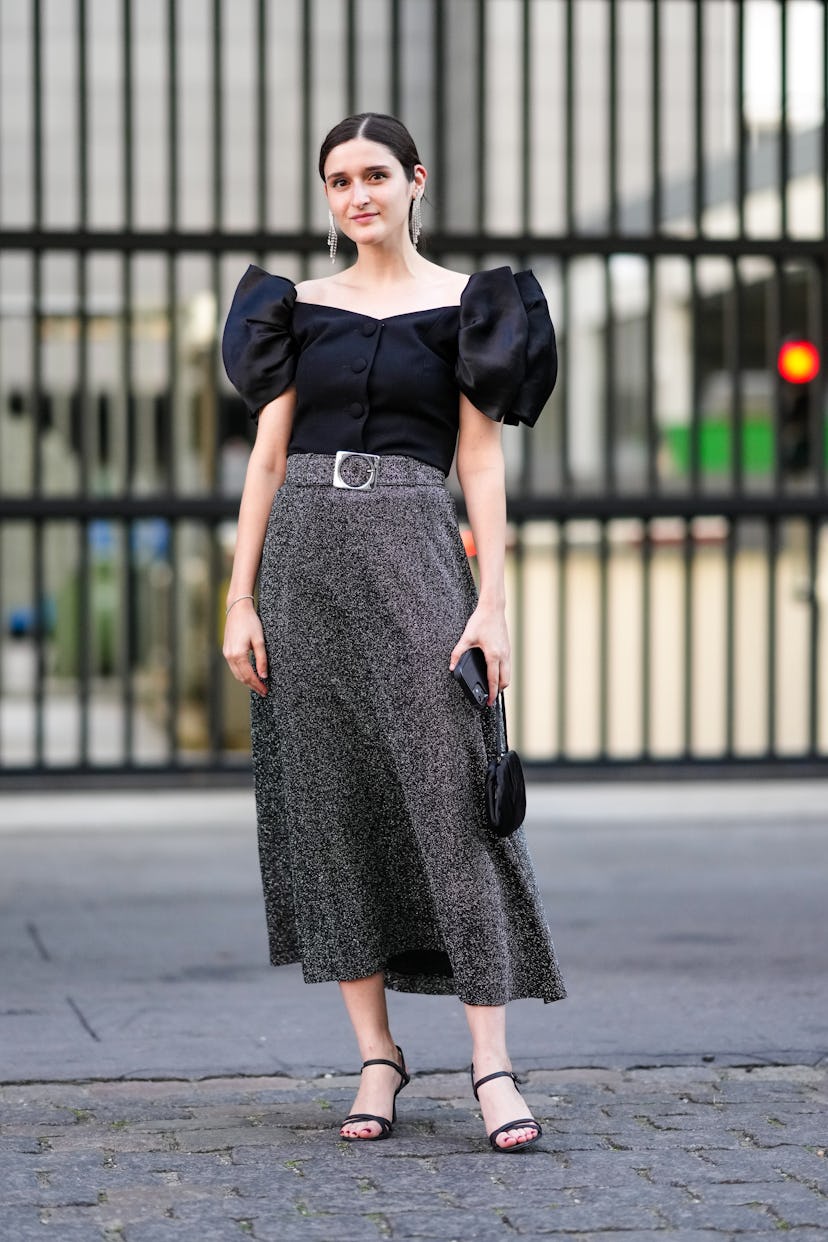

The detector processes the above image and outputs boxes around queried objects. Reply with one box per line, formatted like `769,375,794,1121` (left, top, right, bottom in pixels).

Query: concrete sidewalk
1,782,827,1239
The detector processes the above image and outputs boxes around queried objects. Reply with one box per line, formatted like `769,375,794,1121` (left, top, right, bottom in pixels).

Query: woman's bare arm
449,395,510,705
223,387,296,695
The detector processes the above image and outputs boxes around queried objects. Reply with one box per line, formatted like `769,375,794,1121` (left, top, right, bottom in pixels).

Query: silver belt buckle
332,450,380,491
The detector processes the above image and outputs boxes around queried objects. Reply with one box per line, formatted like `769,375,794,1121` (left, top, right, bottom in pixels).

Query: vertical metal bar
33,516,46,766
736,0,746,238
163,524,178,765
608,0,618,234
165,262,180,761
120,0,134,763
806,517,819,756
169,520,180,760
212,0,222,237
474,0,485,238
0,519,5,763
432,0,446,236
209,0,223,759
770,259,783,494
210,0,222,493
556,521,568,758
823,1,828,244
689,257,701,493
519,0,531,237
74,33,88,769
123,0,133,229
255,0,266,232
76,0,91,766
76,108,88,504
32,0,43,498
645,258,657,490
564,0,574,234
779,0,788,238
166,0,178,758
346,0,356,115
560,259,572,490
650,0,660,232
208,521,224,764
598,521,609,759
766,517,779,756
208,254,223,762
122,517,135,763
121,269,134,768
77,0,88,236
724,518,736,757
163,3,177,499
77,516,90,765
31,0,45,765
390,0,401,118
641,520,652,757
168,0,179,232
814,258,826,493
731,258,745,493
123,0,134,494
694,0,703,234
603,259,616,491
300,0,312,278
682,518,694,758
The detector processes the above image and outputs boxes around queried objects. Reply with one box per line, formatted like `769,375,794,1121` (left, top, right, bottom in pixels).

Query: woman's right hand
223,599,269,696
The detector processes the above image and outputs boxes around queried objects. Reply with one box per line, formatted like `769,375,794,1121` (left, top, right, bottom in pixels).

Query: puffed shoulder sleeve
221,265,298,419
456,266,557,427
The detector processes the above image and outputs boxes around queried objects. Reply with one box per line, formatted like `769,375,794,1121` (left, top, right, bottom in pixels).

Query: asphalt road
2,782,826,1083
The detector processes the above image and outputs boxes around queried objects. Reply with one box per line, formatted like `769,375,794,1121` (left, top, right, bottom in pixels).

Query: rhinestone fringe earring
410,194,422,248
327,210,338,264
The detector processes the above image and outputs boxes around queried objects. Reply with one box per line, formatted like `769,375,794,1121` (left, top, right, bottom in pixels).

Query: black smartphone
452,646,489,709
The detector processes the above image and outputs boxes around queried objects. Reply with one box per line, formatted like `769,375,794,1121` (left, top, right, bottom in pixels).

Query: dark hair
318,113,421,183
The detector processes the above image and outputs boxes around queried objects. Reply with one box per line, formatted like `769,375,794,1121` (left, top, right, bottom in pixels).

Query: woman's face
323,137,425,250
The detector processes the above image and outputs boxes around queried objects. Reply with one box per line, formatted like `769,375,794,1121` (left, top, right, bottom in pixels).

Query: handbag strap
494,691,509,758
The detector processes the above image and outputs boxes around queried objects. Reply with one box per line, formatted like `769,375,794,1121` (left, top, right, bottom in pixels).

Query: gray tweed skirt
250,451,566,1007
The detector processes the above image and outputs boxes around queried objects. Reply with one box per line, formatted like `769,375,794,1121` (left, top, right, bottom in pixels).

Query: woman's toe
341,1120,380,1139
496,1124,537,1148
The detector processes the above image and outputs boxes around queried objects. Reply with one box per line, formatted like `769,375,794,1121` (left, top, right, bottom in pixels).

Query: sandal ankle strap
360,1045,409,1086
471,1068,519,1100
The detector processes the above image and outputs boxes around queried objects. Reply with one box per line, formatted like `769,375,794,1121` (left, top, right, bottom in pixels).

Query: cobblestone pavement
2,1064,827,1241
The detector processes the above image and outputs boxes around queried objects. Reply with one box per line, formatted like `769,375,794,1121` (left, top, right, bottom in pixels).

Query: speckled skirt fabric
250,452,566,1007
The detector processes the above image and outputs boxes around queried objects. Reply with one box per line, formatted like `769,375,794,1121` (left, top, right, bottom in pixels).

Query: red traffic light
777,340,820,384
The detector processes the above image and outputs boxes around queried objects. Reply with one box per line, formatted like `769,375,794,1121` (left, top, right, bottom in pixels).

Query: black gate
1,0,826,784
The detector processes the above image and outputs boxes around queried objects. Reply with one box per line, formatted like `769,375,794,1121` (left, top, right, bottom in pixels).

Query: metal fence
0,0,826,783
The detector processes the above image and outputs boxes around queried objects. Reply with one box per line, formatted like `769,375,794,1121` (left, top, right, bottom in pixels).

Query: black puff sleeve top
222,264,557,476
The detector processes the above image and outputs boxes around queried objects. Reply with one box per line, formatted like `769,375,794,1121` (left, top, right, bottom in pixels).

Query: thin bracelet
225,594,255,615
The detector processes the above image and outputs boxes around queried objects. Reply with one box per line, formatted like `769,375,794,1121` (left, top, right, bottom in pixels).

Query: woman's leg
338,972,407,1139
464,1002,539,1149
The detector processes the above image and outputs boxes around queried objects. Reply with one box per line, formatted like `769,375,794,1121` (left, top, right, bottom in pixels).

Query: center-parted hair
318,113,422,183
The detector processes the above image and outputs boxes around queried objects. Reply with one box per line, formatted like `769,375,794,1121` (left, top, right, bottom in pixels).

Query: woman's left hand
449,604,511,706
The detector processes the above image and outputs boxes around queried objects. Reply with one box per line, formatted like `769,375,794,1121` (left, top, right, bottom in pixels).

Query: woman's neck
344,242,425,288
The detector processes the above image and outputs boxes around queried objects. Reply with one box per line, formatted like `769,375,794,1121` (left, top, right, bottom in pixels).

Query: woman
222,113,566,1152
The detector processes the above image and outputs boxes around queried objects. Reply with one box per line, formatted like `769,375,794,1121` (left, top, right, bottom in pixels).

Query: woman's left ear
413,165,427,197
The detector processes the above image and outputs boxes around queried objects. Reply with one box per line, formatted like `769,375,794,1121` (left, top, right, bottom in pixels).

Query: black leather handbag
485,692,527,838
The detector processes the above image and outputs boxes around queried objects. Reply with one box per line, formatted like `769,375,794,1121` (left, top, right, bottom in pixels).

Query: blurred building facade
0,0,826,778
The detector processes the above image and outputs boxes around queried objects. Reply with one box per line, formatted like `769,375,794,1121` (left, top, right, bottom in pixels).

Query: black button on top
349,402,364,418
352,357,367,373
361,321,377,337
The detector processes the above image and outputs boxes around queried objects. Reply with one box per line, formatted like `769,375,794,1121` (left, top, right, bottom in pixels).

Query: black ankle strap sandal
340,1045,410,1142
471,1066,542,1153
